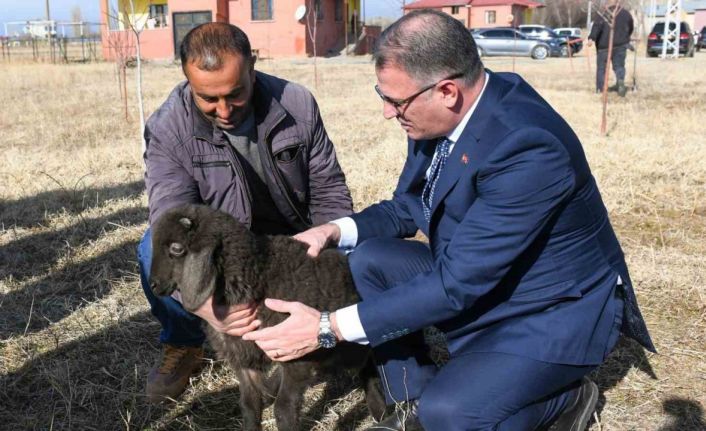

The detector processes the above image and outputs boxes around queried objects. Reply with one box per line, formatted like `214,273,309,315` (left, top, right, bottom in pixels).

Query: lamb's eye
169,242,185,257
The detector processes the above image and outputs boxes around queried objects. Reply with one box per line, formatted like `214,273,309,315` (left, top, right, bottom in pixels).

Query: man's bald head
180,22,253,74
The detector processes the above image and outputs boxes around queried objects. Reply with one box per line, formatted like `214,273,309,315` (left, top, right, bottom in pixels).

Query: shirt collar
446,71,490,144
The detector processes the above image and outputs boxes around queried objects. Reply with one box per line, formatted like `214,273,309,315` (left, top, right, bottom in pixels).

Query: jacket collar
459,70,507,143
189,71,287,146
428,70,507,217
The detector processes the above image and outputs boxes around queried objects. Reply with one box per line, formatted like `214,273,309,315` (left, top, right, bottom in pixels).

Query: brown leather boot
146,344,204,403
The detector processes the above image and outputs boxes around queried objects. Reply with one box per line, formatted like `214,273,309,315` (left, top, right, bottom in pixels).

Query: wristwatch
318,311,337,349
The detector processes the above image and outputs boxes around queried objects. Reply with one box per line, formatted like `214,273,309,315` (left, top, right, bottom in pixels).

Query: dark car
647,21,695,57
472,28,553,60
518,24,582,56
698,26,706,51
554,27,584,54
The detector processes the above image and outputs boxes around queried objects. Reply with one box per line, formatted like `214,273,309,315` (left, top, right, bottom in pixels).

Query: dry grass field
1,50,704,431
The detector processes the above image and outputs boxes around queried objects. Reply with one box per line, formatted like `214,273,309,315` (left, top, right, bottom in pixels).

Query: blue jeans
137,228,205,347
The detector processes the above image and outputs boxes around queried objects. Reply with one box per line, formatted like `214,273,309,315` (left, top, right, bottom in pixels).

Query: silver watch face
318,332,337,349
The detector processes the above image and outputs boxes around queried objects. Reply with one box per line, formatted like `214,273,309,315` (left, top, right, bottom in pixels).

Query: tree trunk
128,0,146,152
601,7,619,135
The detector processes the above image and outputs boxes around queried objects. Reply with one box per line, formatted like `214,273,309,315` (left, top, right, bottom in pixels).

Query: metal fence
0,36,101,63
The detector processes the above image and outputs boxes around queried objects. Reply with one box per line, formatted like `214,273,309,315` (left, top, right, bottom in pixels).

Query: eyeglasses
374,72,465,113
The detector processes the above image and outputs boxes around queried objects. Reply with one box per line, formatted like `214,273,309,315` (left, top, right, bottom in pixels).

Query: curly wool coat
149,204,384,431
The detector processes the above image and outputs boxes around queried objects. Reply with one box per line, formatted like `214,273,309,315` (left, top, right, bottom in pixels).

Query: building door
172,11,212,58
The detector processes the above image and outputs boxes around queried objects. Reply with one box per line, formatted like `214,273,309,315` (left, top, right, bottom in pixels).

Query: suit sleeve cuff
330,217,358,249
171,290,183,303
335,304,369,345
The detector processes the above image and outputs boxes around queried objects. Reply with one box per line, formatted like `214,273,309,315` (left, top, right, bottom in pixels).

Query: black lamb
149,204,386,431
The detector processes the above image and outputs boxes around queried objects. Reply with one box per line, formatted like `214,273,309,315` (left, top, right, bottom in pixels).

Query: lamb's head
149,204,257,312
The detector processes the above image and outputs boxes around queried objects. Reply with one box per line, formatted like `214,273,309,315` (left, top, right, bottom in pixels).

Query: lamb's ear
179,245,218,312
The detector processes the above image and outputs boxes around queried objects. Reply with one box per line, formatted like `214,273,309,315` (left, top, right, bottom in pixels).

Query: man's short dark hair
180,22,252,72
373,10,483,86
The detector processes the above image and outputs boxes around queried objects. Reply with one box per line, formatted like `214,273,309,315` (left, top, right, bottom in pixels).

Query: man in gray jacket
137,22,353,402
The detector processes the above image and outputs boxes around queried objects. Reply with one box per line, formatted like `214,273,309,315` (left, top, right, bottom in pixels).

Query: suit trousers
137,228,206,347
348,238,599,431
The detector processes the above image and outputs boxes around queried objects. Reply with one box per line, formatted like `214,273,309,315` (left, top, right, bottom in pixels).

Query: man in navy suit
243,10,655,431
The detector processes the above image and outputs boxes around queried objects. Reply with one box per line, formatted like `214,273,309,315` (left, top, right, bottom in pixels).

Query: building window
485,10,496,24
335,0,344,21
315,0,324,20
252,0,273,21
148,4,168,28
451,6,460,14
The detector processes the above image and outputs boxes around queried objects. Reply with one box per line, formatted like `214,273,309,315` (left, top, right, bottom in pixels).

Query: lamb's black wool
150,204,385,431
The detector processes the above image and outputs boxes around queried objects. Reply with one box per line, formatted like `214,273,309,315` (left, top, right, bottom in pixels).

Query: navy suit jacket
351,71,654,365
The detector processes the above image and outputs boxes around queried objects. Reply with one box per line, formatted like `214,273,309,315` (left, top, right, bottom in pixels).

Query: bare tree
306,0,320,90
535,0,589,27
125,0,146,152
594,0,623,135
105,0,147,151
104,30,132,121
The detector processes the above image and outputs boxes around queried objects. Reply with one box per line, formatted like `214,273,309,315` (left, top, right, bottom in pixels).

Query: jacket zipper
193,161,231,168
224,145,254,228
262,113,310,228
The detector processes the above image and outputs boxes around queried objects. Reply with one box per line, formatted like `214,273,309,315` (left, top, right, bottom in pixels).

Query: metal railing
0,35,101,63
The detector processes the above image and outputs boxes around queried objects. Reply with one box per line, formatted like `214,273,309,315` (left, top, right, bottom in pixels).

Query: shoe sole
571,380,599,431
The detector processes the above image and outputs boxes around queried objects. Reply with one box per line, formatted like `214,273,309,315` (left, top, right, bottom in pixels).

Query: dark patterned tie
422,138,452,221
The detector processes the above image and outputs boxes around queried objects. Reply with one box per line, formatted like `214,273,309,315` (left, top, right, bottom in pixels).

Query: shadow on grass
0,311,163,430
168,369,375,431
590,335,657,421
0,179,144,229
658,397,706,431
0,237,142,340
0,205,148,282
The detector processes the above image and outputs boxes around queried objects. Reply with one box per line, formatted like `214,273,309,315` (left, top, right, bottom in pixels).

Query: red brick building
403,0,544,29
100,0,372,60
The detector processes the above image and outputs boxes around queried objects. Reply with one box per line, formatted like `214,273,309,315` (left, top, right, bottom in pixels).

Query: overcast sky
0,0,402,30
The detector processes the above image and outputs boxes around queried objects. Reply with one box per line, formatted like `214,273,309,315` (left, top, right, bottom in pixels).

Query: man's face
185,53,255,130
375,65,450,141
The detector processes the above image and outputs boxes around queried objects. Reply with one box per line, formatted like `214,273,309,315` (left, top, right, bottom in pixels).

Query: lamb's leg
274,363,311,431
235,368,265,431
262,366,282,407
360,356,387,421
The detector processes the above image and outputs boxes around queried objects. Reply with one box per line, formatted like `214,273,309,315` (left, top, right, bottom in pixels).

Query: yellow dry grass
0,51,704,430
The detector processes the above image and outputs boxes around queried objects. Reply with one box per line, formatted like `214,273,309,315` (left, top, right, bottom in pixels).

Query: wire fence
0,36,101,63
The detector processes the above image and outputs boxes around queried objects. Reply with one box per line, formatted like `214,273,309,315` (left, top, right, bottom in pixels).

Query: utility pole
587,0,592,31
661,0,682,58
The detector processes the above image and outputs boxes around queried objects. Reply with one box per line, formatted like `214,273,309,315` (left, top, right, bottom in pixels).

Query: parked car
647,21,695,57
518,24,582,56
698,26,706,51
471,28,553,59
555,27,582,38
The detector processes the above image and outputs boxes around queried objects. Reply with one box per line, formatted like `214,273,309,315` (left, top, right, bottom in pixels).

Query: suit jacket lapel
429,72,505,217
399,138,437,193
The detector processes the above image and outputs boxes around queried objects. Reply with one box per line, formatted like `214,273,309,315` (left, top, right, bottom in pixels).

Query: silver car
472,28,551,60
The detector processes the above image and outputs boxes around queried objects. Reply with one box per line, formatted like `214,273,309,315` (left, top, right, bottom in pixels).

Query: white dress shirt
332,72,490,344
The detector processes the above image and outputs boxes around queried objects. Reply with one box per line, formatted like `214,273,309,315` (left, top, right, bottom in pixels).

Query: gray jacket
143,71,353,231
